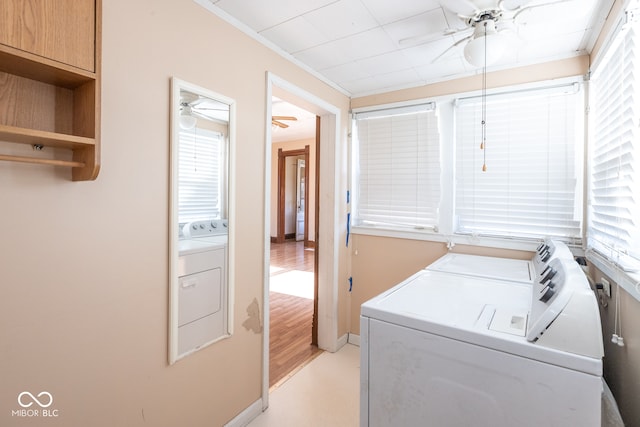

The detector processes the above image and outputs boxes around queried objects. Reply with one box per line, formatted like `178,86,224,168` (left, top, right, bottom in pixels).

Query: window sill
586,250,640,303
350,226,558,253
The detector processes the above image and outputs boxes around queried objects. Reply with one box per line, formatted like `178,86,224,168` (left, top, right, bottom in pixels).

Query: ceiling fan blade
440,0,479,17
193,107,228,111
499,0,534,11
399,27,468,47
272,120,289,128
431,34,472,63
272,116,297,121
190,109,211,121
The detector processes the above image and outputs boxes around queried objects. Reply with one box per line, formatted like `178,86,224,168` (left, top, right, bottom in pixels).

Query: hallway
269,240,321,387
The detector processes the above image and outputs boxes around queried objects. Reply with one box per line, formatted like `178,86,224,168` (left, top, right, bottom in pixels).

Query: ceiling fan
272,115,298,129
179,90,229,129
402,0,575,66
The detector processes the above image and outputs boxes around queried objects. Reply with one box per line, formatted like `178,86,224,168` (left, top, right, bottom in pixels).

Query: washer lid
427,253,533,283
362,270,530,330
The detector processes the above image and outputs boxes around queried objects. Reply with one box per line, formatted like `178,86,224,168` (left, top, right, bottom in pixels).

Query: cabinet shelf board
0,124,96,149
0,44,95,89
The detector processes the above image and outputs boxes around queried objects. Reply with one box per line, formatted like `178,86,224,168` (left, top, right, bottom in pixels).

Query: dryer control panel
526,258,604,359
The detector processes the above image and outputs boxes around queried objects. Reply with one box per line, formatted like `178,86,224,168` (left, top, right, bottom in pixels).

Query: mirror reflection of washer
177,219,229,358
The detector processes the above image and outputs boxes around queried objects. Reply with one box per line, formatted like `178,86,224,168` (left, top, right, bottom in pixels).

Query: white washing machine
177,219,228,357
426,239,574,284
360,257,604,427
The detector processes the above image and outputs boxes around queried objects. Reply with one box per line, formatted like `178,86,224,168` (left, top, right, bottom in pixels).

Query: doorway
269,110,319,388
263,72,341,407
275,147,310,245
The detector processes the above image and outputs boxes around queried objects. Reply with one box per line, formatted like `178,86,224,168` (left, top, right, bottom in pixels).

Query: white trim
223,399,263,427
262,75,273,411
586,249,640,303
348,333,361,346
352,226,534,252
335,333,349,351
193,0,350,97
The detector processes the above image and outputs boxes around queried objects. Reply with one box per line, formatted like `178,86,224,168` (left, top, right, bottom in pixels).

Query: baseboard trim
224,398,263,427
348,333,360,346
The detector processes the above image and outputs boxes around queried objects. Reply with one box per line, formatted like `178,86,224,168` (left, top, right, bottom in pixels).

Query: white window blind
589,10,640,271
178,128,223,224
455,84,583,240
353,103,441,230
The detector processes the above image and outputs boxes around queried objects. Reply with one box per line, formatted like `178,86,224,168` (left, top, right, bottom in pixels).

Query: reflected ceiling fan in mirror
179,90,230,129
272,115,298,129
402,0,576,67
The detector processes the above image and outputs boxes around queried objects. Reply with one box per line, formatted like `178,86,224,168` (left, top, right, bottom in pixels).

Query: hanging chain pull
481,20,488,172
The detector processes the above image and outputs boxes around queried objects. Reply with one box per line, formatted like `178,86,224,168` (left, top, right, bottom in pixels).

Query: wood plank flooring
270,241,321,388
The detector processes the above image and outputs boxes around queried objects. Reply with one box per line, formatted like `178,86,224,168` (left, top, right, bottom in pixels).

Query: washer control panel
183,219,228,239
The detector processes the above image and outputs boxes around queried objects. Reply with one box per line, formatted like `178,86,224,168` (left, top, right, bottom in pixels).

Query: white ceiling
204,0,614,98
199,0,615,143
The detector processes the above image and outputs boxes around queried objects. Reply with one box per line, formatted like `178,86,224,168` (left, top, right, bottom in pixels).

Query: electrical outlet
601,278,611,298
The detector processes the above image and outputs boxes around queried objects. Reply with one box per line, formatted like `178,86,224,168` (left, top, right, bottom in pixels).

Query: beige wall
270,138,316,241
0,0,349,426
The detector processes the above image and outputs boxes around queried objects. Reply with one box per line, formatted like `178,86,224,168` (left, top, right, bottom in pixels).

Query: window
454,84,584,241
178,128,225,224
588,8,640,271
352,103,441,230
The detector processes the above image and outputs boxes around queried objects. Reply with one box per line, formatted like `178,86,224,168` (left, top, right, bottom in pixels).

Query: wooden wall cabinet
0,0,101,180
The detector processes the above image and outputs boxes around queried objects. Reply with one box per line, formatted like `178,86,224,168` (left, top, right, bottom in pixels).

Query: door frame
263,72,341,410
276,146,310,244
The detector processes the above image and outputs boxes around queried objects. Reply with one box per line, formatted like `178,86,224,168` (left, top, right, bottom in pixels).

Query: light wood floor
270,240,321,388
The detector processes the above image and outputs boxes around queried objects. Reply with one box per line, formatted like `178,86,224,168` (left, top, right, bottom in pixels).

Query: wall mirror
169,78,235,364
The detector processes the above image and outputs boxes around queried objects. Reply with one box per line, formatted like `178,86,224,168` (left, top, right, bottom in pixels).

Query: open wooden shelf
0,124,95,149
0,0,101,181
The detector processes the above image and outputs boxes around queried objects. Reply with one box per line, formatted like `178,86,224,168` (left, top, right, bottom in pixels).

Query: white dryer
426,239,574,284
360,257,604,427
176,219,229,357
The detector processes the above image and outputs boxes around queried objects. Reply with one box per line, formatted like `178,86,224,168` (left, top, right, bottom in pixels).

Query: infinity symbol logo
18,391,53,408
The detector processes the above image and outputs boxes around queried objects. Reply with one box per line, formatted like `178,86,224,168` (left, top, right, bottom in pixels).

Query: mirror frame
169,77,236,364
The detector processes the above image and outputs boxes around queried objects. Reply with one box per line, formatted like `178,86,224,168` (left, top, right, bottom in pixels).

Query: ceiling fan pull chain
481,20,488,172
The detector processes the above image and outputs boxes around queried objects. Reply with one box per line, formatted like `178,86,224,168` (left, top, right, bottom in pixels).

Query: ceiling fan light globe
179,114,197,130
464,32,508,67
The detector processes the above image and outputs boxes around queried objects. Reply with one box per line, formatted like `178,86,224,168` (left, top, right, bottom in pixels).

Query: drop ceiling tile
415,57,467,82
260,17,329,53
373,68,423,90
303,0,379,40
214,0,335,32
293,42,353,70
321,61,372,83
327,27,397,62
360,0,441,25
339,76,380,95
521,31,586,61
356,51,415,75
